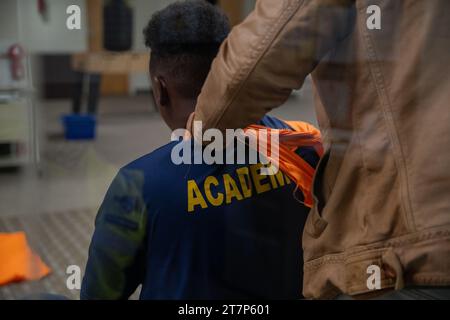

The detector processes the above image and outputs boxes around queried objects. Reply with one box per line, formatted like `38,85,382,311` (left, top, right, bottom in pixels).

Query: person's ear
153,76,170,108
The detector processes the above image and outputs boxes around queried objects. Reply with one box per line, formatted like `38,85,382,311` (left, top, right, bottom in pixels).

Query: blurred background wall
0,0,88,70
0,0,258,96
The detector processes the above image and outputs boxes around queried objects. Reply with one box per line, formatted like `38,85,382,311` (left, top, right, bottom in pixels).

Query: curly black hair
143,0,230,99
144,0,229,56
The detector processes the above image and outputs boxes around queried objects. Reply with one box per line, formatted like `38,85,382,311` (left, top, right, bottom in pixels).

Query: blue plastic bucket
62,114,97,140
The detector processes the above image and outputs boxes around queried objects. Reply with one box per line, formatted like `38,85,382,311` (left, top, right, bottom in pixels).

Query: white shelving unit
0,49,38,169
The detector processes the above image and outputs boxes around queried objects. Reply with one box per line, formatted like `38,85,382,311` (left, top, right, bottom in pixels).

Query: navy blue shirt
81,116,319,300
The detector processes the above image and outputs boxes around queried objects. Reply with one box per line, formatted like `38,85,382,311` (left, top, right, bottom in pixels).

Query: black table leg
71,71,84,114
87,73,101,115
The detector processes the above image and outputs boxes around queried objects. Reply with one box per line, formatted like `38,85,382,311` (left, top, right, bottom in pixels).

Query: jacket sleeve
193,0,356,132
81,169,147,300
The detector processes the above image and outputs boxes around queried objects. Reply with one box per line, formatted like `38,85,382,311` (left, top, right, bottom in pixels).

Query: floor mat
0,208,140,300
0,208,95,300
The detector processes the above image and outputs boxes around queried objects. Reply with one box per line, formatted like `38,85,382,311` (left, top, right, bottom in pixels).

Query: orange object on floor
0,232,51,286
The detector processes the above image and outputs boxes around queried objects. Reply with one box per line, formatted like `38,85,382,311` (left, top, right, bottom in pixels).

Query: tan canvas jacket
193,0,450,298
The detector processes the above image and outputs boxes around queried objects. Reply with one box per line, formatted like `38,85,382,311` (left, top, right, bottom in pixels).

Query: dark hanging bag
103,0,133,51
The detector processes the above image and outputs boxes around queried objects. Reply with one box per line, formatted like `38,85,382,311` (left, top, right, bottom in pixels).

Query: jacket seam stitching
358,7,416,232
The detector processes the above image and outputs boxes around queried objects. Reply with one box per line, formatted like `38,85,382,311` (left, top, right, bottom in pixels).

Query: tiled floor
0,208,95,299
0,78,317,299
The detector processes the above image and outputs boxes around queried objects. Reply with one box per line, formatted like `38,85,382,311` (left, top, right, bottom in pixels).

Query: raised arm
193,0,356,131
